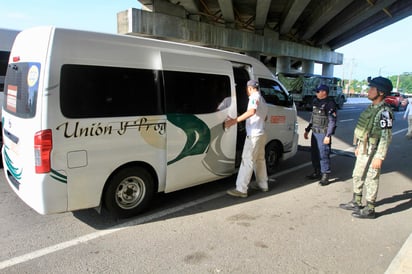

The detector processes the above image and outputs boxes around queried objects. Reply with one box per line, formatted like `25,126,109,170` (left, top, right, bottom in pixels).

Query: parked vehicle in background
0,28,19,167
0,29,19,93
384,91,409,111
277,73,347,110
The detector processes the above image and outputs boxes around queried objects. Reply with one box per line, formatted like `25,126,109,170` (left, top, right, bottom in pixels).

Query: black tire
265,141,282,175
104,166,154,218
337,96,344,109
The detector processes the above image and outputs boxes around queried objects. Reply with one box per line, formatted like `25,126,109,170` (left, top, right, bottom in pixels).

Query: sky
331,15,412,81
1,1,411,81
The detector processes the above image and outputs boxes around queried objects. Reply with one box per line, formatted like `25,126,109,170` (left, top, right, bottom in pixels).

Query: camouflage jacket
353,101,393,160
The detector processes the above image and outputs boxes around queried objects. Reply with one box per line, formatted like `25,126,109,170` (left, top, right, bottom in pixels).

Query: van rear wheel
104,166,154,218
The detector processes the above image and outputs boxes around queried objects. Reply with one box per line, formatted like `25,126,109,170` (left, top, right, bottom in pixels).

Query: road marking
0,192,225,270
339,119,354,122
393,128,407,135
385,232,412,274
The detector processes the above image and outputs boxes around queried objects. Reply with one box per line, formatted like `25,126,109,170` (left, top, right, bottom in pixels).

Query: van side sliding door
161,52,237,192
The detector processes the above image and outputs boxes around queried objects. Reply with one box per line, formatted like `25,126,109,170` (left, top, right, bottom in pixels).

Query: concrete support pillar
276,56,290,74
302,60,315,74
322,63,334,77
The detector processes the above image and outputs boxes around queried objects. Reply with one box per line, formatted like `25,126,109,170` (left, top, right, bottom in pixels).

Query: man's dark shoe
306,171,321,180
319,173,329,186
352,207,375,219
339,200,361,211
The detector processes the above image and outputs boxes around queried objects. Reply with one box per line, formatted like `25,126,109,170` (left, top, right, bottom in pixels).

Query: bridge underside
117,0,412,77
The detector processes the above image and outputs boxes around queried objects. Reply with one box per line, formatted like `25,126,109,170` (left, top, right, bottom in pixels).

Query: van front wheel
104,166,154,218
265,142,282,175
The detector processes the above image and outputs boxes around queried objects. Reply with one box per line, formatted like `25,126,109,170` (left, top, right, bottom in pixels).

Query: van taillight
34,129,53,173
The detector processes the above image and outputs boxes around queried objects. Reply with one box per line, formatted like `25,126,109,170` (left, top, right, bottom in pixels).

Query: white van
3,26,298,218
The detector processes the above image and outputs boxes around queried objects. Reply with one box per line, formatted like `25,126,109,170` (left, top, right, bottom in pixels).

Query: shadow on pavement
375,190,412,218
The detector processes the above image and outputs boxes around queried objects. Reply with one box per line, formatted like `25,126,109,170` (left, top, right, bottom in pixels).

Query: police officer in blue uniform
304,84,337,186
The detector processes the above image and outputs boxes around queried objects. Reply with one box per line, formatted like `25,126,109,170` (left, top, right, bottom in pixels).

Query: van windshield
3,62,40,118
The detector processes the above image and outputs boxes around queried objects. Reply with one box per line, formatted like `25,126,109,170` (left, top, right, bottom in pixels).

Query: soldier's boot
339,194,362,211
352,202,376,219
306,168,321,180
319,173,330,186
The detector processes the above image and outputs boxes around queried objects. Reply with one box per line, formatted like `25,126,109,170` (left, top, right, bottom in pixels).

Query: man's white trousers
235,134,268,193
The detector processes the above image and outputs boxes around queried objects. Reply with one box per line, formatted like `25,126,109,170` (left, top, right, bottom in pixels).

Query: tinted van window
259,78,289,107
60,65,162,118
163,71,230,114
3,62,39,118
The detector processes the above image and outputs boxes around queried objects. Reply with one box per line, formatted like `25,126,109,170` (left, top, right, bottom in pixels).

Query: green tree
343,73,412,95
389,73,412,94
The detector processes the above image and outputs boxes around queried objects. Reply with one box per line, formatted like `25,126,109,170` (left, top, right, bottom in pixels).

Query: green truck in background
278,73,347,110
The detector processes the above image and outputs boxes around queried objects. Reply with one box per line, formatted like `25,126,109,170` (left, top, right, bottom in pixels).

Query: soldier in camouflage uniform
339,76,393,219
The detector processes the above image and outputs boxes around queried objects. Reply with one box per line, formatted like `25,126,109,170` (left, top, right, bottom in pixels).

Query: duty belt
312,128,327,134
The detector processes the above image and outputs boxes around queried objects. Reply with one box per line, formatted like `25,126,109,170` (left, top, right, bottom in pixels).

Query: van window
60,65,163,118
0,51,11,92
163,71,230,114
3,62,39,118
259,78,289,107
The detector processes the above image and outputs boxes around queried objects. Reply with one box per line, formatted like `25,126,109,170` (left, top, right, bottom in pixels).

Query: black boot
339,194,362,211
319,173,329,186
306,169,321,180
352,203,375,219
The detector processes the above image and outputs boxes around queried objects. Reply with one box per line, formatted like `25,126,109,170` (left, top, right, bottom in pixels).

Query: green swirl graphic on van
4,145,22,180
50,169,67,184
167,114,210,165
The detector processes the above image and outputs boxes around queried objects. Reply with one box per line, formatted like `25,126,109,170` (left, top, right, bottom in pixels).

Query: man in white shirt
224,79,268,197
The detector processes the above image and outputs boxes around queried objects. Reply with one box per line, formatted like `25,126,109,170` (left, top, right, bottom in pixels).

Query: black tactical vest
312,102,328,133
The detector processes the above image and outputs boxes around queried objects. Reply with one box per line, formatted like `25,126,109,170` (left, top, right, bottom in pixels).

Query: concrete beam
300,0,353,41
316,0,397,45
169,0,200,14
280,0,310,35
138,0,200,14
217,0,235,24
255,0,272,31
117,8,343,65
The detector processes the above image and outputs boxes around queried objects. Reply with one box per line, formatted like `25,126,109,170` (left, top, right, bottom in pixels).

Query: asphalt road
0,100,411,273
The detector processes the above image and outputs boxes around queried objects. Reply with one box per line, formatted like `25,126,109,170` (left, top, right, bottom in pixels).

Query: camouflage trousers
352,143,380,204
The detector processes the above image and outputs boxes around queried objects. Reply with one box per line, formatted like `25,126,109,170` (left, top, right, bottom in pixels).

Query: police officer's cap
247,79,259,88
316,84,329,93
368,76,393,95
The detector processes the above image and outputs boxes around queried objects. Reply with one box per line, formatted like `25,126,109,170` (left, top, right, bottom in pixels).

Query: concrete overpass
117,0,412,77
